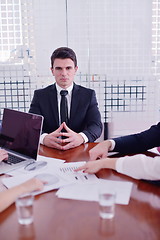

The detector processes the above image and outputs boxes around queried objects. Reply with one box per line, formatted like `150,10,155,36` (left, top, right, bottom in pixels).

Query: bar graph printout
57,162,98,183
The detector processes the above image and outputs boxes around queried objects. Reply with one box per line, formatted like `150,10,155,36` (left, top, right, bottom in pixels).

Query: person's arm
0,149,8,161
115,154,160,180
89,140,113,161
29,89,43,116
76,154,160,181
75,158,117,173
79,132,88,143
81,90,102,142
113,122,160,154
40,133,48,145
41,124,88,149
0,178,44,213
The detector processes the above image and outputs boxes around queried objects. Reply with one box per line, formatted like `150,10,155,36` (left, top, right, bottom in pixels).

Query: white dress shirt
40,83,88,144
109,139,160,180
116,154,160,180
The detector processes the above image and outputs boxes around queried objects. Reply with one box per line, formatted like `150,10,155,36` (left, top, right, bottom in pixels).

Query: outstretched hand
75,160,106,174
75,157,117,174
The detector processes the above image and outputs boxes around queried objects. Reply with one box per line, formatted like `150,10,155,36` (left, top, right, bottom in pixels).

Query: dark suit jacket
29,83,102,142
113,122,160,154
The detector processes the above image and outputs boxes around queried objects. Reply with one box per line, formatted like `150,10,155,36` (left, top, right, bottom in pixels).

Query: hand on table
75,159,106,174
75,158,117,174
60,122,84,150
21,178,45,193
89,140,112,161
43,122,84,150
43,124,64,150
0,149,8,162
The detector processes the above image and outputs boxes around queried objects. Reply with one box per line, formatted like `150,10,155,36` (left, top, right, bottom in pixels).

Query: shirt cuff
40,133,48,145
79,132,88,143
108,139,116,151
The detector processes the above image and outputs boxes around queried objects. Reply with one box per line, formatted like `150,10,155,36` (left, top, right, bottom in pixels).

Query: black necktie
60,90,68,125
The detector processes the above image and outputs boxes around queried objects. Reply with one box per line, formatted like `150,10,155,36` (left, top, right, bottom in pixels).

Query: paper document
2,161,98,196
56,179,133,205
2,171,69,196
56,162,98,183
2,156,67,195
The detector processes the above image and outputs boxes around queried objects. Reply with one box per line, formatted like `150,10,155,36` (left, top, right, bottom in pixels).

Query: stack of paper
2,157,97,195
2,156,133,204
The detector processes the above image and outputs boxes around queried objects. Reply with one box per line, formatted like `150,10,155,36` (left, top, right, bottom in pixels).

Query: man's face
51,58,78,89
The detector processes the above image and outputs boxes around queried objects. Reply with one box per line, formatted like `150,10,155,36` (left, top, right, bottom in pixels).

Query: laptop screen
0,108,43,160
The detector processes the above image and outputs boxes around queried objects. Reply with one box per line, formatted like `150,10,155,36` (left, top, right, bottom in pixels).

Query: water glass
16,193,34,225
99,189,116,219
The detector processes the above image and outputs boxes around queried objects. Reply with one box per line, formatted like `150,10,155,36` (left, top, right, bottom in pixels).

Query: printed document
56,179,133,205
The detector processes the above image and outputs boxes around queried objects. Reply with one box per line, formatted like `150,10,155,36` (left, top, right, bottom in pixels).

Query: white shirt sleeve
109,140,116,151
115,154,160,180
40,133,48,145
79,132,88,143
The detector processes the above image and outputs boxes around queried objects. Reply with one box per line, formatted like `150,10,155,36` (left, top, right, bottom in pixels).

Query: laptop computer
0,108,43,174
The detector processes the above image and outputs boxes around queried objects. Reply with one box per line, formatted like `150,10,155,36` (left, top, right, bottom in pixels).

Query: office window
0,0,160,138
0,0,23,64
0,0,35,119
152,0,160,81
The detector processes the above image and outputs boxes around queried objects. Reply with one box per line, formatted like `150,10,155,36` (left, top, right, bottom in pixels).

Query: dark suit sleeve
113,122,160,154
29,86,59,134
81,90,102,142
29,90,43,116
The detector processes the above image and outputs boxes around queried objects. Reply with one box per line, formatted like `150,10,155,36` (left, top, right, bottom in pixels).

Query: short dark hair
51,47,77,68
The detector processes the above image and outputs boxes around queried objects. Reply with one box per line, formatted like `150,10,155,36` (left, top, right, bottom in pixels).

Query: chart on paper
58,162,98,183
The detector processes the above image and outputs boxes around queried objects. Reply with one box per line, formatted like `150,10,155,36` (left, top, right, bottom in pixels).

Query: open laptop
0,108,43,174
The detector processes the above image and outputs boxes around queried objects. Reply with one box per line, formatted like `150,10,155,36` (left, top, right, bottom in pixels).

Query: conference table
0,143,160,240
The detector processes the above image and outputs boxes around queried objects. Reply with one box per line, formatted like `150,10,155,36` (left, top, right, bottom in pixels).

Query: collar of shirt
56,83,73,96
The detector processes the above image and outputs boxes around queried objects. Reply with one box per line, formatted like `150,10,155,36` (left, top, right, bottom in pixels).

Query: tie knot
60,90,68,97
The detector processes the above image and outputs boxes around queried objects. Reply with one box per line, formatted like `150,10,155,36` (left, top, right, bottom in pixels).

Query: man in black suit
29,47,102,150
